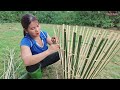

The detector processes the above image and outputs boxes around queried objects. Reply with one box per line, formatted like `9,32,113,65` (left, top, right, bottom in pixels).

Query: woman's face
26,20,41,38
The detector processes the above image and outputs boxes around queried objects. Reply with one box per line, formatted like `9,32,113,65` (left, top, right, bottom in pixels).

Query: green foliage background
0,11,120,29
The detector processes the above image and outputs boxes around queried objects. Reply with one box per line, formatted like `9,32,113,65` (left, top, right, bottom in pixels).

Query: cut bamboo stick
92,34,120,78
86,30,108,78
76,27,90,77
89,32,117,78
82,30,111,78
67,26,71,79
64,28,67,79
80,28,100,79
56,24,119,79
80,28,97,78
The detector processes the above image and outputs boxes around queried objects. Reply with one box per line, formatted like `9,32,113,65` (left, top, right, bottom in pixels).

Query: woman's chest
31,39,48,55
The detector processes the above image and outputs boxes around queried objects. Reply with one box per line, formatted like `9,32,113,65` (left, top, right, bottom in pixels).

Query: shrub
0,11,119,29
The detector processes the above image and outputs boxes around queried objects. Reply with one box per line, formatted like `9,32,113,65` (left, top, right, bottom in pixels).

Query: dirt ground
107,27,120,34
42,60,63,79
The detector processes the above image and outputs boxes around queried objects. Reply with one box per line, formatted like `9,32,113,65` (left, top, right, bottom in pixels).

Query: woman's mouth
36,33,39,35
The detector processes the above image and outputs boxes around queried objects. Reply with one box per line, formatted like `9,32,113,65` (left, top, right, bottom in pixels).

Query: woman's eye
37,25,39,27
31,27,35,30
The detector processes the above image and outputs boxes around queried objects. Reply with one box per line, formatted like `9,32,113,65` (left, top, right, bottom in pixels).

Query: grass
94,51,120,79
0,23,120,79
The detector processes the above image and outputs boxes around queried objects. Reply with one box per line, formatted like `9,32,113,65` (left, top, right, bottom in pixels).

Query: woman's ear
24,29,28,33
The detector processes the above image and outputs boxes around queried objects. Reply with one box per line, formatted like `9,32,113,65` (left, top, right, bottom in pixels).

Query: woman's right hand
48,44,60,54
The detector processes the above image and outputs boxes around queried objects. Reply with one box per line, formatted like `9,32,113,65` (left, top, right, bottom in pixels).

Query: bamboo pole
75,26,86,77
74,26,85,78
74,26,84,78
89,32,117,78
71,26,78,79
58,25,119,79
88,38,109,78
92,34,120,78
64,28,67,79
72,26,83,78
84,30,107,78
92,43,120,78
76,27,90,77
64,25,68,78
68,26,75,78
86,29,108,79
61,24,65,77
80,28,99,79
67,26,72,79
94,41,120,78
81,29,102,79
71,31,76,69
80,28,97,78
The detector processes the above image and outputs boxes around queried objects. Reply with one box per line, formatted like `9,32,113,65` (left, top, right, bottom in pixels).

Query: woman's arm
47,34,53,45
21,44,60,66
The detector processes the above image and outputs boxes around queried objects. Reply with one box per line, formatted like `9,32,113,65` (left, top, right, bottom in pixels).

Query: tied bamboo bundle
54,24,120,79
0,47,25,79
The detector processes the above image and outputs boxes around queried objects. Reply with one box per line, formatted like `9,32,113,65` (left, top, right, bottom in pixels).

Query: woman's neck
34,36,41,41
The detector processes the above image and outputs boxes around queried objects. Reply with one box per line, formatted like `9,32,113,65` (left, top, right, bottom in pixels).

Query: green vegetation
0,11,120,29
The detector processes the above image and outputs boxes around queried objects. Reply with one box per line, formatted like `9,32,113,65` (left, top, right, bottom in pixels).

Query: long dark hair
21,14,38,36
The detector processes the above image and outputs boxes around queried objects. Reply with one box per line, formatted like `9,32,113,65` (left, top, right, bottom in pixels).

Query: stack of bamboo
54,24,120,79
0,47,24,79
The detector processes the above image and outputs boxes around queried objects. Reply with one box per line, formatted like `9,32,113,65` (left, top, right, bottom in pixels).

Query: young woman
20,14,60,79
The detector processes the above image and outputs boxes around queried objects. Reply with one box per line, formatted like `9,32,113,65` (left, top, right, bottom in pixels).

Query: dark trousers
26,52,60,72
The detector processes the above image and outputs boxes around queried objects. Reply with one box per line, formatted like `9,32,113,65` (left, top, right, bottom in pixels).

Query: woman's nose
35,28,39,32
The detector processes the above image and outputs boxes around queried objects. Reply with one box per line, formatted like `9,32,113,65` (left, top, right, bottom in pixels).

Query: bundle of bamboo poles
54,24,120,79
0,47,24,79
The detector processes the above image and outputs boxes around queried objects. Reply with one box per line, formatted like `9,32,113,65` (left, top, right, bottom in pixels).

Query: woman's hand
47,44,60,54
51,37,59,44
47,34,59,45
